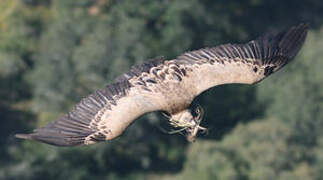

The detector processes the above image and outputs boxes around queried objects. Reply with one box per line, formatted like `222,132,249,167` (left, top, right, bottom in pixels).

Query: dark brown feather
114,56,165,82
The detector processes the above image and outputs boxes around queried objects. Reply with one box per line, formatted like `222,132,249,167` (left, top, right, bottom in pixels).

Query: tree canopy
1,0,323,179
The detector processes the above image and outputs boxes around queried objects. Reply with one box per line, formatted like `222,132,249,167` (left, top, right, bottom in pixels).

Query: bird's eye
190,104,202,119
193,107,201,119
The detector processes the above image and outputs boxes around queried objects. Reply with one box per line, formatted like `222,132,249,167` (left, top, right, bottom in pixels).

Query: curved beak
186,125,207,142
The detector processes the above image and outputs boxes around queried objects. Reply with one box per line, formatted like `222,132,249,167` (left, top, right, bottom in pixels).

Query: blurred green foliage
0,0,323,179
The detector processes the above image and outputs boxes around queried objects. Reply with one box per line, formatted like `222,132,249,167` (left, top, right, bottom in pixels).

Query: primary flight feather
16,24,308,146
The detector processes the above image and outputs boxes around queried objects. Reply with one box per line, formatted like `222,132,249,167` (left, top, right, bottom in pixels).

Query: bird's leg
162,112,171,119
163,107,207,141
167,127,188,134
160,112,191,135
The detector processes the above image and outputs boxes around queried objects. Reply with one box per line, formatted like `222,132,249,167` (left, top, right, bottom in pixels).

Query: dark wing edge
255,23,308,75
177,23,308,78
15,81,132,146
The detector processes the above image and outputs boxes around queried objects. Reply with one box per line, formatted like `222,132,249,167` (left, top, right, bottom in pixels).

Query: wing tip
258,23,308,67
15,133,33,140
280,23,309,58
15,132,87,146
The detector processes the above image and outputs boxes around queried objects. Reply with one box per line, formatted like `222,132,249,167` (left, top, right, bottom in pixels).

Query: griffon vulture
16,24,308,146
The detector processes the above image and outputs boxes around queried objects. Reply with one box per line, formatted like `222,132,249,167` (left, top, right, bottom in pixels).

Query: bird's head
163,104,206,142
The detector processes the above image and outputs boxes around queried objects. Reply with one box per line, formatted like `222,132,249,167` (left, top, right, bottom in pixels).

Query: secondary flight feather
16,24,308,146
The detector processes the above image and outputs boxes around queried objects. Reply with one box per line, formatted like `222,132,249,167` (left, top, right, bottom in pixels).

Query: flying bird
16,24,308,146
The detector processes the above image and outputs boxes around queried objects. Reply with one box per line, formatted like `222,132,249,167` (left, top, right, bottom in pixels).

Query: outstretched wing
175,23,308,96
15,80,165,146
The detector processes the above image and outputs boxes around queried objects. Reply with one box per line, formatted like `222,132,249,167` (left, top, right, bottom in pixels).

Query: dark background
1,0,323,179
